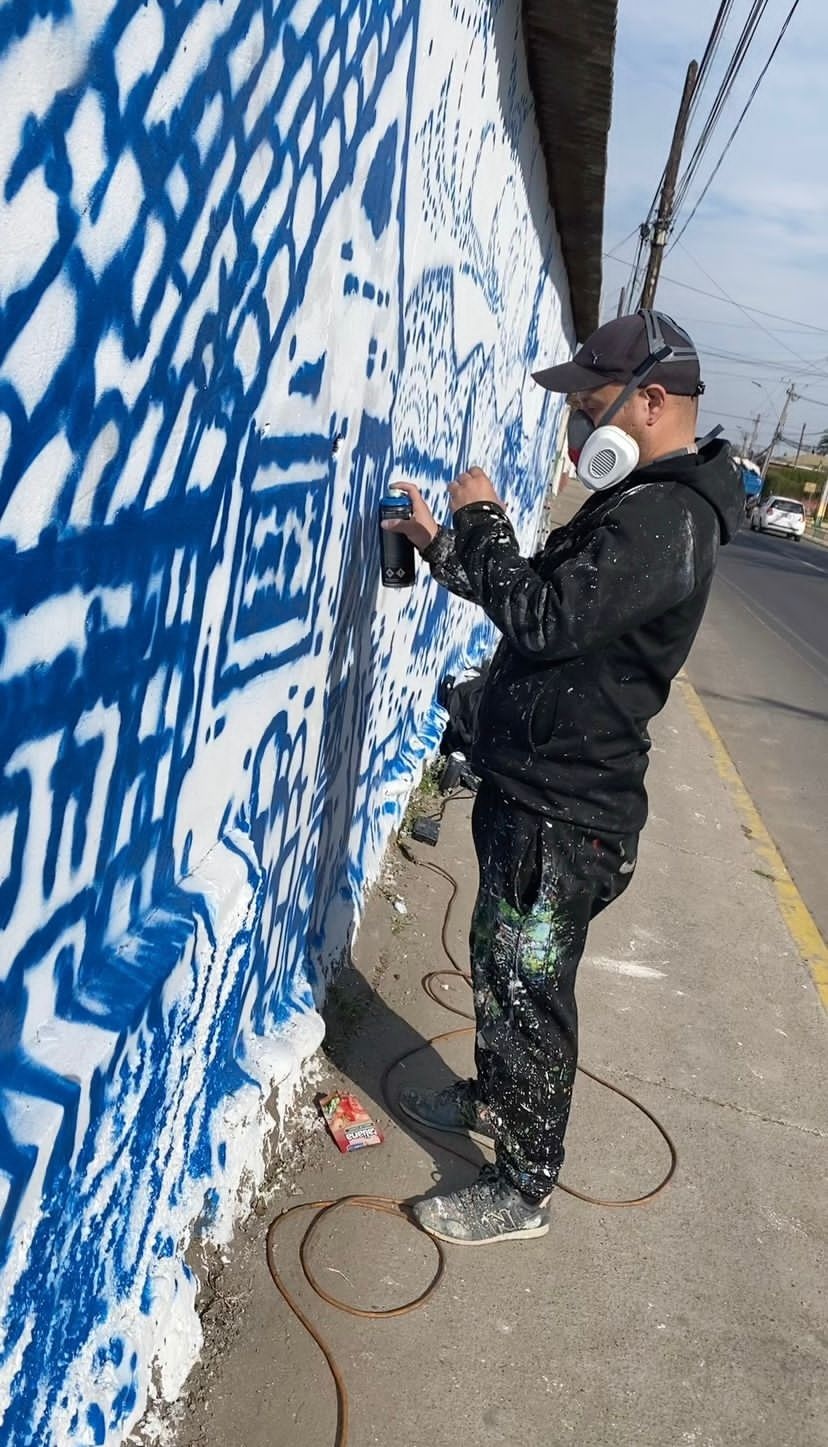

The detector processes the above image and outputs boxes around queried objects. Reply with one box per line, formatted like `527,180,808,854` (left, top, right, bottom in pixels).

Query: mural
0,0,571,1439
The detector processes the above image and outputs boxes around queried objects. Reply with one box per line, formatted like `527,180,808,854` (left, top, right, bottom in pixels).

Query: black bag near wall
437,665,490,758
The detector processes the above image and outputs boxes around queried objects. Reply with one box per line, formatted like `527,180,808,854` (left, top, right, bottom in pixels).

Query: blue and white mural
0,0,571,1439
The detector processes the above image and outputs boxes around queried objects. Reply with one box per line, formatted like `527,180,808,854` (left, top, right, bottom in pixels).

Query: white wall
0,1,572,1440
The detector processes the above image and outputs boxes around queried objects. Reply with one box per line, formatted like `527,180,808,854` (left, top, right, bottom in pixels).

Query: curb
677,675,828,1015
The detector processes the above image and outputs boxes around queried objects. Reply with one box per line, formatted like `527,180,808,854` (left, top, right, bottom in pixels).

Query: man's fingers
390,480,422,503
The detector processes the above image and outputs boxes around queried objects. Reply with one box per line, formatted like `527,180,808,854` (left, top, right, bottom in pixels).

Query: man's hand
447,466,504,514
381,482,439,552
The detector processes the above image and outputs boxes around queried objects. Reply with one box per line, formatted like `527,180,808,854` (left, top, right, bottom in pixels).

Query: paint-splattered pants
470,781,638,1202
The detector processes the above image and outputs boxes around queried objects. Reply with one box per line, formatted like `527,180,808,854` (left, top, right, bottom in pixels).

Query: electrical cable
672,0,771,218
675,240,815,369
266,792,678,1447
687,0,737,126
610,1,808,333
671,0,803,247
600,254,828,336
631,0,735,284
605,225,642,259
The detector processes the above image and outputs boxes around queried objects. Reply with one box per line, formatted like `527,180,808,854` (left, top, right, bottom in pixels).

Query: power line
638,0,738,264
793,393,828,410
671,0,804,247
601,251,828,336
675,240,814,368
689,0,738,122
673,0,772,221
605,225,641,257
698,406,767,423
673,315,823,336
702,349,797,368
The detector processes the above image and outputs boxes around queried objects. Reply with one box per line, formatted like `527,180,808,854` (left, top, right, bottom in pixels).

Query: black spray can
379,494,416,588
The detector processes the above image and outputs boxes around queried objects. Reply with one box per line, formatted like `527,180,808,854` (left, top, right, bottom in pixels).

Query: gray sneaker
397,1079,495,1146
411,1164,551,1246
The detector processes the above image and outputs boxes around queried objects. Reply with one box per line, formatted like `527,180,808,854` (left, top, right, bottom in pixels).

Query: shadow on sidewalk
320,949,487,1206
698,688,828,725
303,412,484,1207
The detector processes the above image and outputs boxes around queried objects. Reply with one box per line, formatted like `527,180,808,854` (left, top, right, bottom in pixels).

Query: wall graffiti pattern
0,0,571,1439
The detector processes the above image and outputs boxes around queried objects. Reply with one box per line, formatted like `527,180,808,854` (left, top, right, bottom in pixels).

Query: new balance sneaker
411,1164,551,1246
398,1078,495,1147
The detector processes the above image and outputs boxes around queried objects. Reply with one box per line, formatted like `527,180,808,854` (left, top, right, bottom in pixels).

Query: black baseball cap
533,310,703,398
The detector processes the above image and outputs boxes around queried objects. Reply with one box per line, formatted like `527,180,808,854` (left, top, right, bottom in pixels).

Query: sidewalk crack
609,1068,827,1138
645,837,777,895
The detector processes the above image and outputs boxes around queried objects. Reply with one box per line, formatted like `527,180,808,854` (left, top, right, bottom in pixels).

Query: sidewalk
163,675,827,1447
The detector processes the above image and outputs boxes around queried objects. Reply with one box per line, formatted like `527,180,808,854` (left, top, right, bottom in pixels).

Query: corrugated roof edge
522,1,618,341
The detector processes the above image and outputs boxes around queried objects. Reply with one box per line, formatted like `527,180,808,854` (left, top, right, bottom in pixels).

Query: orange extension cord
266,812,678,1447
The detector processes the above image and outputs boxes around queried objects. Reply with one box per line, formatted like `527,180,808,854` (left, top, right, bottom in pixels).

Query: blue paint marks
86,1405,106,1445
110,1382,137,1428
0,0,568,1441
362,123,399,240
288,355,326,400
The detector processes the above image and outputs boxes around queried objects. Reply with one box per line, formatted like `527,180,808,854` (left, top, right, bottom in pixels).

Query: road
687,524,828,939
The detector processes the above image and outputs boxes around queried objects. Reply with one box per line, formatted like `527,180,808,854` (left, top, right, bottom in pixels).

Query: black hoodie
424,439,743,836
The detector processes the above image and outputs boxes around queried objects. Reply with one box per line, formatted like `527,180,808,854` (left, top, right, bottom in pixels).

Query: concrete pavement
163,665,828,1447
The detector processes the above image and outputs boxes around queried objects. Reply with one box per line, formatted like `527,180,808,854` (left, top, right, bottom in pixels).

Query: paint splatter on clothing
469,780,637,1202
426,442,743,836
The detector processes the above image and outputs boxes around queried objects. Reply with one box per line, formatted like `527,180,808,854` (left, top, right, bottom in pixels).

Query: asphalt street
687,524,828,939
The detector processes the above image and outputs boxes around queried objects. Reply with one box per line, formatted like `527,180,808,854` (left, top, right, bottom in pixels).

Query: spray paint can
379,494,416,588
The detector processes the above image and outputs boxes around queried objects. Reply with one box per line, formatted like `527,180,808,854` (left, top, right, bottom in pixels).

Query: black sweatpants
470,781,638,1201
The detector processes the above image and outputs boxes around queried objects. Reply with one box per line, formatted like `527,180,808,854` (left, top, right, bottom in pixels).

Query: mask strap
579,309,700,431
697,425,723,446
595,343,673,429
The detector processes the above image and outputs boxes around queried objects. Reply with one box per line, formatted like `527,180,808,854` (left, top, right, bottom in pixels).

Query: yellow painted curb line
676,675,828,1013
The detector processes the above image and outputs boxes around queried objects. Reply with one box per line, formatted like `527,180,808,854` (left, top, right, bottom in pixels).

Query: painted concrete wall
0,0,572,1439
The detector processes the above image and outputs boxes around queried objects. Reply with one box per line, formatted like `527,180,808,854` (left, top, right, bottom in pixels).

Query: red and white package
319,1091,384,1153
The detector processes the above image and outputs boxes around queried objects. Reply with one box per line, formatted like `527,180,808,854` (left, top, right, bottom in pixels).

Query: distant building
775,450,828,470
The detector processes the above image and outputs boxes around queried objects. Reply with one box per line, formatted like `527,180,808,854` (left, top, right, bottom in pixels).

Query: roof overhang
522,2,618,340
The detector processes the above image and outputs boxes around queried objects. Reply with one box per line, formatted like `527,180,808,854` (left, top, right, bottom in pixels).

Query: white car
750,495,806,540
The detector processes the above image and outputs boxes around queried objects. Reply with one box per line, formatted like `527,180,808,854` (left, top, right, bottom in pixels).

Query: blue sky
601,0,828,456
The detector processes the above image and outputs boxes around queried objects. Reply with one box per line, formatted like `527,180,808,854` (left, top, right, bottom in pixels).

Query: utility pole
639,60,699,310
817,473,828,525
616,286,627,318
793,421,806,467
760,382,798,483
747,412,761,458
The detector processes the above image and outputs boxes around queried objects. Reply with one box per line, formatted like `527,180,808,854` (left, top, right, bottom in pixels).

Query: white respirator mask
568,413,641,490
567,310,703,491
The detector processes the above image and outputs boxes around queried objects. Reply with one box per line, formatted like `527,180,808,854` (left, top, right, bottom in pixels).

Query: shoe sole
416,1218,550,1246
397,1097,495,1149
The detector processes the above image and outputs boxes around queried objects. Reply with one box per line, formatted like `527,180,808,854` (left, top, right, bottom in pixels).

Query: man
384,310,743,1247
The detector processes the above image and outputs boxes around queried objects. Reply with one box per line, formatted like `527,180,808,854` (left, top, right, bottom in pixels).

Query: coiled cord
266,806,677,1446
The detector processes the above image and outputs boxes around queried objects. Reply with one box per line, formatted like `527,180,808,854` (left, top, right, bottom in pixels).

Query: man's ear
643,384,668,425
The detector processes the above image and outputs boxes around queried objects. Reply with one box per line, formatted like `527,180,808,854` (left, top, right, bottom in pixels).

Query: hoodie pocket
477,671,542,760
527,676,563,754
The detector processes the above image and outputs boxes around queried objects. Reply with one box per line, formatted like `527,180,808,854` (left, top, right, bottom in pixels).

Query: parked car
750,495,806,540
